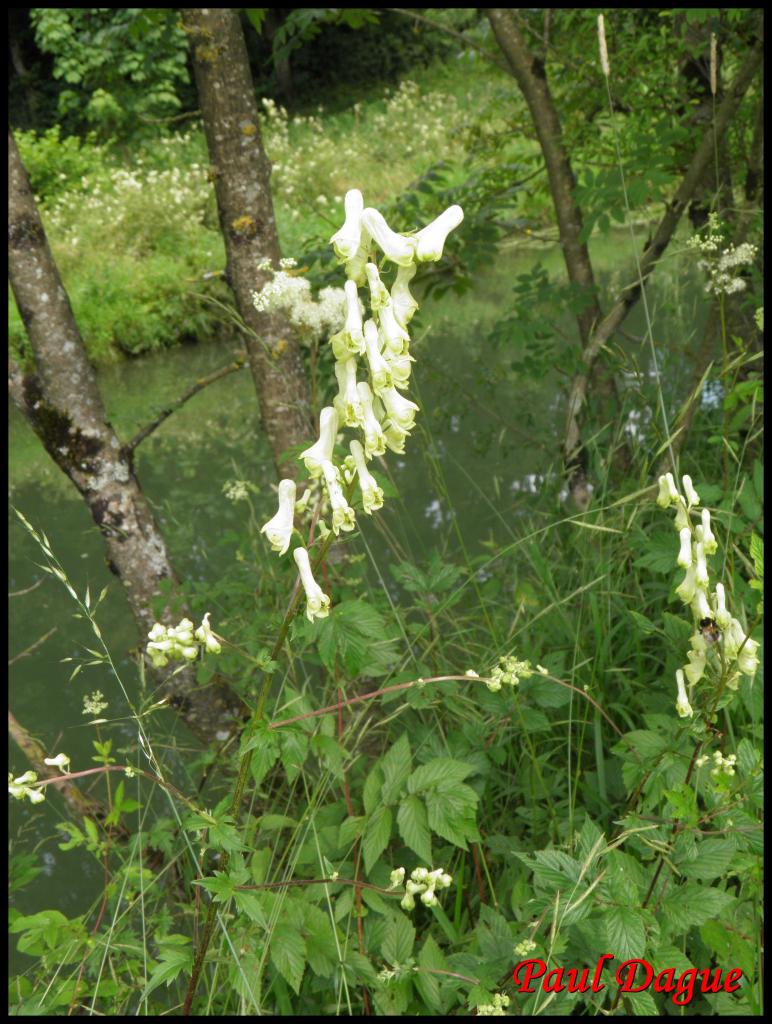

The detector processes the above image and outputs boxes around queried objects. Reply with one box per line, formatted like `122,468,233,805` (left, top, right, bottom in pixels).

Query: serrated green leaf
381,912,415,966
380,733,412,804
605,905,646,960
363,805,392,873
397,796,432,862
270,923,306,994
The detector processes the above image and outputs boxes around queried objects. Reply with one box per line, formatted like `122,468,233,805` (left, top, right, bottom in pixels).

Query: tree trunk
8,130,241,744
182,8,314,479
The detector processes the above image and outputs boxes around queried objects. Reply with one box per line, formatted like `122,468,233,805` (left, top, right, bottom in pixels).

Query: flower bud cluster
389,864,453,911
710,750,737,778
514,938,537,957
477,994,511,1016
657,472,760,718
487,654,534,692
259,189,464,624
146,613,222,668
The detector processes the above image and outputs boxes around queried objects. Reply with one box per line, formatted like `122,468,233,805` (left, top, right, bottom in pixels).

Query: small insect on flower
698,616,722,646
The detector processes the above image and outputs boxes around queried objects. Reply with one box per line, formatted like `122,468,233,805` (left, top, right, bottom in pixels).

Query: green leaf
397,796,432,862
661,884,735,930
270,923,306,994
680,838,737,881
363,805,393,873
407,758,475,794
604,905,646,961
381,912,415,966
380,733,412,804
363,765,384,815
415,934,445,1010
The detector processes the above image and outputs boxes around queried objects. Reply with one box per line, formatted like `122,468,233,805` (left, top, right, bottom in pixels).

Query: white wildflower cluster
704,750,737,779
222,479,250,502
145,613,222,668
486,654,535,692
657,472,760,718
252,261,348,346
388,865,453,911
259,189,463,623
514,938,537,957
477,993,511,1016
83,690,108,716
687,213,758,296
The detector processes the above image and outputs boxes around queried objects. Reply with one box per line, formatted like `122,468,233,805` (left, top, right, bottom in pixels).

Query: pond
8,230,708,942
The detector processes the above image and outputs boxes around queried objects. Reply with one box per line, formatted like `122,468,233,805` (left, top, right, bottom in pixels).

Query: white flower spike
330,279,365,359
415,205,464,262
700,508,717,554
260,478,297,555
682,475,700,508
380,386,419,432
44,753,71,773
364,263,391,313
357,381,386,458
300,406,339,478
293,547,331,622
195,613,222,654
333,358,364,428
378,300,410,355
391,263,418,328
677,528,693,568
656,472,679,509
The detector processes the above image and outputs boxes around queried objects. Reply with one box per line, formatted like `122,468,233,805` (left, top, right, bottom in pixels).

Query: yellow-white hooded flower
365,262,391,313
378,300,410,356
293,547,331,622
320,460,356,534
330,279,365,359
9,770,45,804
391,263,418,328
684,649,706,685
383,423,408,454
350,439,384,513
363,319,393,393
656,472,680,509
330,188,364,262
385,348,415,390
692,588,713,623
675,564,697,605
380,385,419,432
361,208,416,266
713,582,731,630
677,528,693,568
700,508,717,554
260,478,297,555
43,753,71,773
357,381,386,458
694,541,709,587
195,612,222,654
414,204,464,262
736,635,760,677
300,406,339,478
682,475,700,508
675,668,693,718
333,358,364,428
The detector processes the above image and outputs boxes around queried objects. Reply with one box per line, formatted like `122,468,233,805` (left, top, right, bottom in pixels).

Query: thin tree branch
125,356,247,453
9,577,46,599
8,626,57,666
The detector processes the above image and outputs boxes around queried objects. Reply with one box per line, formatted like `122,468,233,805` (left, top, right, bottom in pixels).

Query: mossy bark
182,8,314,479
8,130,241,743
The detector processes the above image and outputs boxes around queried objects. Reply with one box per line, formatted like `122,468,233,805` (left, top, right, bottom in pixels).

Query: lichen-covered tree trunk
8,130,240,743
182,8,314,478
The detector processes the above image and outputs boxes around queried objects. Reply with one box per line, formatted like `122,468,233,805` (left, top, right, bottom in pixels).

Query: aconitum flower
300,406,339,477
293,547,331,622
380,386,419,432
333,358,364,428
657,472,679,509
677,528,693,568
415,205,464,262
330,279,365,359
693,540,709,587
389,867,406,889
8,771,45,804
361,207,416,266
675,668,693,718
684,649,706,685
350,440,384,513
330,188,364,262
714,582,731,630
700,508,717,554
320,460,356,534
391,263,418,328
378,300,411,356
682,475,700,508
383,423,408,454
260,478,297,555
363,319,392,393
385,348,415,390
692,588,713,622
195,613,222,655
43,753,71,772
357,381,386,458
364,262,390,313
